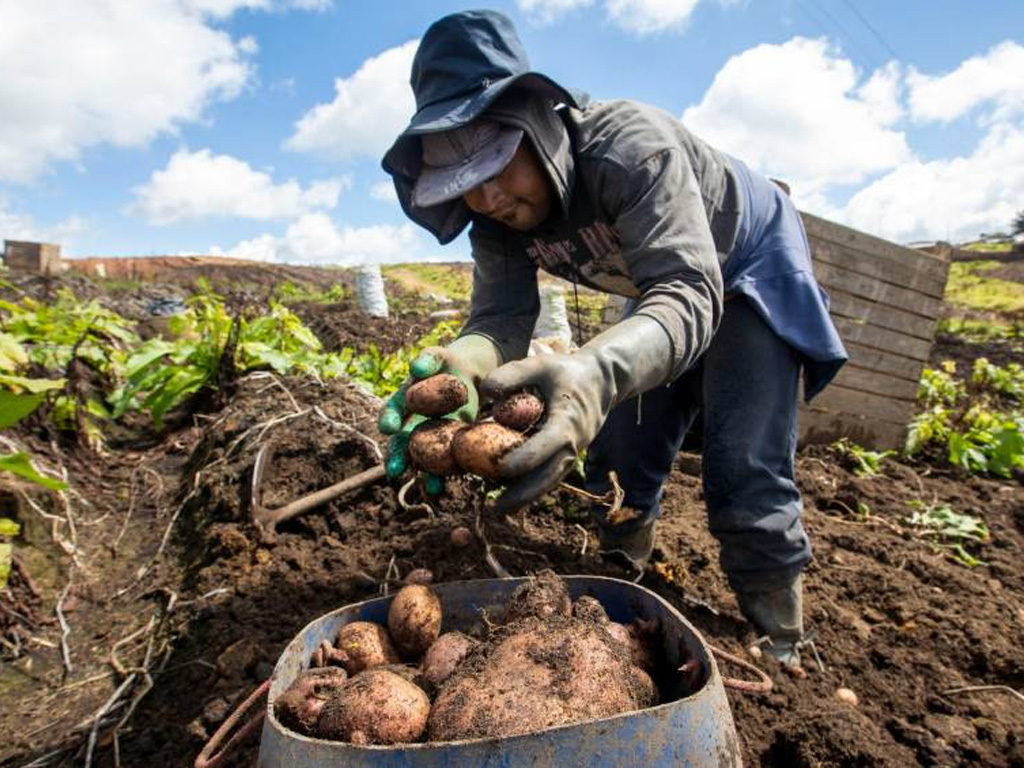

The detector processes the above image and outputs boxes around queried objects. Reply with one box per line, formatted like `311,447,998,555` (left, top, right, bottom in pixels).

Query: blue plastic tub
257,576,741,767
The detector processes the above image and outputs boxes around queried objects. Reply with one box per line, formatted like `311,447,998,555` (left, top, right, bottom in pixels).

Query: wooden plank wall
798,213,951,450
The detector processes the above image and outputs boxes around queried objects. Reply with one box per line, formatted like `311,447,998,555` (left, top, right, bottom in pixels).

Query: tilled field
1,275,1023,767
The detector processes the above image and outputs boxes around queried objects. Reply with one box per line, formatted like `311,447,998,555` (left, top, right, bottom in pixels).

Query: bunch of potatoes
405,375,545,480
274,571,660,745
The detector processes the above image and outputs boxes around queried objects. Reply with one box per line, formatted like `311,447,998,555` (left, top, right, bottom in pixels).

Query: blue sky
1,0,1023,264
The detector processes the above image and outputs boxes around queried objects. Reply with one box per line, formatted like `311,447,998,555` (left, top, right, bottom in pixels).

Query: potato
274,667,348,735
317,668,430,745
449,526,474,548
451,422,524,480
493,390,545,432
387,584,442,659
422,631,478,690
428,617,657,741
503,569,572,624
572,595,609,624
605,622,656,672
403,567,434,585
335,621,401,674
408,419,466,476
405,374,468,417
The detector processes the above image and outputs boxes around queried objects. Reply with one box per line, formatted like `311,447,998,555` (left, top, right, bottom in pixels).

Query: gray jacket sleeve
459,223,540,363
591,147,724,379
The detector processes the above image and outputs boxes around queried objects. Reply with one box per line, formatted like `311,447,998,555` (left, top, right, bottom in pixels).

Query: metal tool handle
195,680,270,768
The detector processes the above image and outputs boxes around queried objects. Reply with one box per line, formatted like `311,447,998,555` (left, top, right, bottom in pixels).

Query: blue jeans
584,297,811,593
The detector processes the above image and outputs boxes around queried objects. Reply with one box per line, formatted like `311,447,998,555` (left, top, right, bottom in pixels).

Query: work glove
480,315,675,513
378,334,503,489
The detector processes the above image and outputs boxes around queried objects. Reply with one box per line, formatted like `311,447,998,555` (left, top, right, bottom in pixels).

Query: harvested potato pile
273,573,662,746
406,386,546,480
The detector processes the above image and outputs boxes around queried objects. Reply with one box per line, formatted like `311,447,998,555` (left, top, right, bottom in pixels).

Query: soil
1,263,1023,767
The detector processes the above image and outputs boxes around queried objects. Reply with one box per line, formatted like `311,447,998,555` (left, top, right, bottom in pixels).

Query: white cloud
285,40,418,161
212,214,455,265
182,0,330,18
682,37,911,200
369,181,399,203
131,149,347,224
0,199,90,253
517,0,594,25
839,123,1024,244
606,0,700,35
519,0,699,32
0,0,263,183
908,41,1024,125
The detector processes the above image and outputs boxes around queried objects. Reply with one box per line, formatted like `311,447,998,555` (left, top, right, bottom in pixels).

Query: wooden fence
799,213,951,450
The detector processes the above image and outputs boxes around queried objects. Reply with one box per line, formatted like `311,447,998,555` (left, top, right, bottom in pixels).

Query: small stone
835,687,859,706
747,644,763,660
201,697,230,726
987,579,1003,592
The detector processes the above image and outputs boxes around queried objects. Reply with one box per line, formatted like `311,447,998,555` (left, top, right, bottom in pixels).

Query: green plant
832,438,894,476
906,359,1024,478
0,517,19,588
904,501,989,566
945,261,1024,313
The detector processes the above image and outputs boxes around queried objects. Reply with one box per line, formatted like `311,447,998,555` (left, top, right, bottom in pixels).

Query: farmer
378,10,848,668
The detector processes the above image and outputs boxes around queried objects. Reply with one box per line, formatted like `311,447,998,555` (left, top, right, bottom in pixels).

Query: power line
795,0,883,69
839,0,901,61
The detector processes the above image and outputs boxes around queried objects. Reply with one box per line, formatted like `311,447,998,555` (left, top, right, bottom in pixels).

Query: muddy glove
480,315,675,513
378,334,503,486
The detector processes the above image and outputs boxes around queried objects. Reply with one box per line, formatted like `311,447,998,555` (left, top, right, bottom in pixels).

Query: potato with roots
422,631,479,691
492,389,545,432
387,585,442,659
405,374,468,417
451,422,524,480
335,621,401,675
428,616,657,741
274,667,348,735
408,419,466,476
503,569,572,624
317,668,430,745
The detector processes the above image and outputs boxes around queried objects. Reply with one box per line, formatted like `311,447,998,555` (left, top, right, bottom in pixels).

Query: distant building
2,240,63,275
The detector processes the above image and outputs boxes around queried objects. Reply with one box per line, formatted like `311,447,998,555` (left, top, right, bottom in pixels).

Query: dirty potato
503,569,572,624
492,390,545,432
422,631,479,691
387,584,442,659
408,419,466,476
335,621,401,675
428,617,657,741
405,374,468,417
451,422,524,480
274,667,348,735
317,668,430,745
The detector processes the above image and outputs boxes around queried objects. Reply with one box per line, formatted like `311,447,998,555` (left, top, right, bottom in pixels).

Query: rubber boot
736,574,804,669
598,518,656,571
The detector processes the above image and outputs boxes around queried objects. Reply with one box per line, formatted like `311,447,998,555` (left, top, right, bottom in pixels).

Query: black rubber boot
736,574,805,669
598,518,656,571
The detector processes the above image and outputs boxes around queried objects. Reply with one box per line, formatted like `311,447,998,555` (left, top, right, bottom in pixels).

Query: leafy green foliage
904,501,989,567
0,517,19,588
832,437,894,476
906,359,1024,478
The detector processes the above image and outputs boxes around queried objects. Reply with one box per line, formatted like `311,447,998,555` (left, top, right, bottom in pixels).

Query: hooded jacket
389,89,739,382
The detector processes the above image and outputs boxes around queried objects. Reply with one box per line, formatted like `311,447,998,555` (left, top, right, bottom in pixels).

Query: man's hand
377,336,502,486
479,315,676,513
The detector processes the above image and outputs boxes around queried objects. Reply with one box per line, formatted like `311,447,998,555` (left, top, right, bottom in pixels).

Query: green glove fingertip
378,407,402,435
410,352,444,379
423,474,444,496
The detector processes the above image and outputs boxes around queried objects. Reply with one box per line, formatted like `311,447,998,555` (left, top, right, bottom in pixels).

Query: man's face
462,141,553,231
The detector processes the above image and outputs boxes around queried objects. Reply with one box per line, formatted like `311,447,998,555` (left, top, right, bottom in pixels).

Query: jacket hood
380,10,585,243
